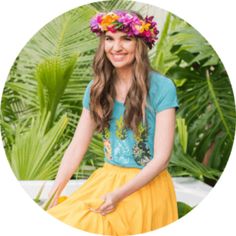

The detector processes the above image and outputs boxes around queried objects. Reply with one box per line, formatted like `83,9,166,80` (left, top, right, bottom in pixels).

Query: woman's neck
114,67,133,88
113,67,133,102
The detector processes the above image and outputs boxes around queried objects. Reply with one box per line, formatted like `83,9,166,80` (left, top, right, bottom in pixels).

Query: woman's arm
97,108,176,215
48,108,96,206
115,108,176,199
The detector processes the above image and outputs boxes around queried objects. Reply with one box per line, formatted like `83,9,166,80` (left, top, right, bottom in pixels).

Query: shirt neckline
115,99,125,105
114,71,153,106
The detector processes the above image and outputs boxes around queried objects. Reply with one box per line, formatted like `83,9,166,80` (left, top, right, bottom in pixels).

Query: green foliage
10,109,69,180
170,117,221,181
177,201,194,218
42,186,60,211
0,2,235,182
0,0,143,180
34,183,45,204
36,55,78,131
176,118,188,153
152,13,236,182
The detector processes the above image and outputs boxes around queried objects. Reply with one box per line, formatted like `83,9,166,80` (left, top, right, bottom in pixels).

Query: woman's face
104,31,136,69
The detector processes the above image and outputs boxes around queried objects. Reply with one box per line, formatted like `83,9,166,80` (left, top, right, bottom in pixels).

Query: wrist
113,188,125,202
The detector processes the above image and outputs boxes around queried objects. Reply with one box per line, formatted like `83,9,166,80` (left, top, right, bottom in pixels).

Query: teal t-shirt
82,71,179,169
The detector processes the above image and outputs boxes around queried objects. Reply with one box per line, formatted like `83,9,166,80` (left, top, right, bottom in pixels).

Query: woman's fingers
89,205,114,215
99,205,115,215
100,208,115,215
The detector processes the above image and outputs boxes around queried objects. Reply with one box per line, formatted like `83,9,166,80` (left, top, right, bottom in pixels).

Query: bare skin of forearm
114,156,169,201
114,109,176,202
48,108,96,198
49,144,86,197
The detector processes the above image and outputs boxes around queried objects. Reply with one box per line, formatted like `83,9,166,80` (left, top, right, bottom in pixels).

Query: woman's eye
125,37,132,41
105,37,112,41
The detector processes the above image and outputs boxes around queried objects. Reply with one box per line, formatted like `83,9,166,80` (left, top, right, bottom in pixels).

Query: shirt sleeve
154,78,179,113
82,80,94,110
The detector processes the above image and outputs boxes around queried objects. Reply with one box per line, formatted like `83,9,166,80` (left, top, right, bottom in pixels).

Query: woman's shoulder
148,70,178,100
84,79,94,93
149,70,174,87
87,79,94,87
148,70,179,112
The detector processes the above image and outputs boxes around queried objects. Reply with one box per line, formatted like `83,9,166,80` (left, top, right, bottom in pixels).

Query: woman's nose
112,40,123,50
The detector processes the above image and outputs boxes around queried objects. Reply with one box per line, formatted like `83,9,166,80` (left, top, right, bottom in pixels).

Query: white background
0,0,235,235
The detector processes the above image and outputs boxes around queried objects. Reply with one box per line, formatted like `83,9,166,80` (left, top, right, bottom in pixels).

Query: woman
46,10,179,235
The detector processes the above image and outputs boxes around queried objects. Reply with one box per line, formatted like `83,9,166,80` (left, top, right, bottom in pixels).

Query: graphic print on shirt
114,116,132,164
102,127,112,160
133,121,152,166
115,115,152,167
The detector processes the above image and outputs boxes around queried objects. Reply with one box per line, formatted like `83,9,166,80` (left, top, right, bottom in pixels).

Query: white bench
20,177,212,207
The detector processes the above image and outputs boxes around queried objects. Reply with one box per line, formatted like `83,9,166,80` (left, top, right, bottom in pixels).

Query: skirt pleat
46,162,178,235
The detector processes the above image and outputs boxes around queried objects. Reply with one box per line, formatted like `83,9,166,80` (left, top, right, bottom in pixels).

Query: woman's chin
111,61,132,69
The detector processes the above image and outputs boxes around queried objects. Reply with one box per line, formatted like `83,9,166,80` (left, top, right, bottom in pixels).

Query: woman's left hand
93,191,121,216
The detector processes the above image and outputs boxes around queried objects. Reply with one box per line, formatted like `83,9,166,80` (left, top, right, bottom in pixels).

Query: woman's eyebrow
105,35,131,39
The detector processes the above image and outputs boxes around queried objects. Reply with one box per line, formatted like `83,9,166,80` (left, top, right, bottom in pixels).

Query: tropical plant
0,0,235,184
177,201,193,218
9,109,69,180
0,0,154,179
152,13,236,183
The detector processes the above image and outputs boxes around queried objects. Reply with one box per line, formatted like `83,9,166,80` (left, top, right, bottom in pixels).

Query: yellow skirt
46,162,178,235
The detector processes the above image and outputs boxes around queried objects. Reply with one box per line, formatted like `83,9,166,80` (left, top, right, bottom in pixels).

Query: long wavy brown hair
89,10,156,137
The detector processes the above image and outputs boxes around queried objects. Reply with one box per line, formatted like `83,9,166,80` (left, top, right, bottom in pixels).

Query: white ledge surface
19,177,212,207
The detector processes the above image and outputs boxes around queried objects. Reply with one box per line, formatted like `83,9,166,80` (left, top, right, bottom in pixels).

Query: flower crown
90,10,159,49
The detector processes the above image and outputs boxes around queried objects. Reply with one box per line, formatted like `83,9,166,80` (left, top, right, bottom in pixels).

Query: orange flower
135,21,151,33
101,13,119,30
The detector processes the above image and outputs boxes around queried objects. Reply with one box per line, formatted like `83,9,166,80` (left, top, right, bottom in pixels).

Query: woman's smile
110,53,128,62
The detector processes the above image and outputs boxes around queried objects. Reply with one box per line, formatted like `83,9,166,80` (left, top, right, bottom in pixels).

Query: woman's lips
110,53,127,62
